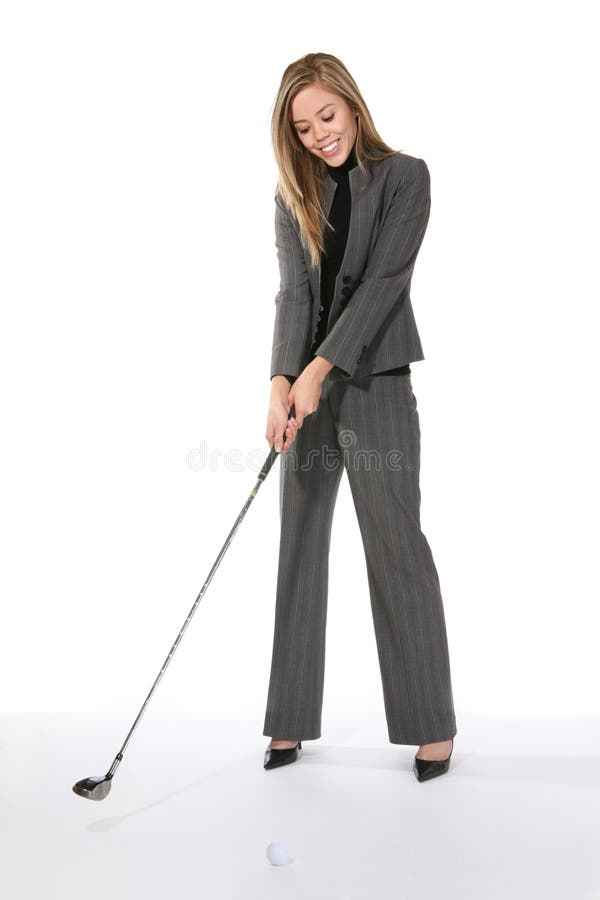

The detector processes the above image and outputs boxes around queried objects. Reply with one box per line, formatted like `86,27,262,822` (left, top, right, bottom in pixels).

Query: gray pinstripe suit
263,152,457,745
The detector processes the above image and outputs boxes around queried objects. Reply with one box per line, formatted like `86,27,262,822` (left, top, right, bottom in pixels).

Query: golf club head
72,774,113,801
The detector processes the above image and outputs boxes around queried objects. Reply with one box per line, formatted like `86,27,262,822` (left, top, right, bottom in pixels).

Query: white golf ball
266,841,290,866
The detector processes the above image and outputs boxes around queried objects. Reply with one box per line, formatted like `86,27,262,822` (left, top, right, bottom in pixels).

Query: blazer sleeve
314,157,431,378
269,194,313,380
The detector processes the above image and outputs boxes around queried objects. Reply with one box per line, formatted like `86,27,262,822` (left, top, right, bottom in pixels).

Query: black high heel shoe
413,738,454,782
263,740,302,770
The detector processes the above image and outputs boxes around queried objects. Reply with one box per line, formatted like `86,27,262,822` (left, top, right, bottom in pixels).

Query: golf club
73,413,294,800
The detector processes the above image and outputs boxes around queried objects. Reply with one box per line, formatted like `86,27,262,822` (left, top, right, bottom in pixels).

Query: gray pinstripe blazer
270,152,430,383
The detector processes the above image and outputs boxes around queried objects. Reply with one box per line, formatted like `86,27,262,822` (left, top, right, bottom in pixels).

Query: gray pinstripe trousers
262,371,457,745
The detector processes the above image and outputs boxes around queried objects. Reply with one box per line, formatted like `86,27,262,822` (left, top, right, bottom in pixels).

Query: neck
326,139,358,181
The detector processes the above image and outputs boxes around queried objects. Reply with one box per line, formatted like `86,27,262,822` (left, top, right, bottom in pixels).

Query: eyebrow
293,103,335,125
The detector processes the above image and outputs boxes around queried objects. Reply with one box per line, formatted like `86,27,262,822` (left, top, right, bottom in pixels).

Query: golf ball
266,841,290,866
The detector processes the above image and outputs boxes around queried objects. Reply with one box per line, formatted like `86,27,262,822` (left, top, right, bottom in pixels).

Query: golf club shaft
105,412,294,779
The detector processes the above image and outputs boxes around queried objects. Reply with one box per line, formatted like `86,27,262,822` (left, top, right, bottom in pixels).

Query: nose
314,126,331,144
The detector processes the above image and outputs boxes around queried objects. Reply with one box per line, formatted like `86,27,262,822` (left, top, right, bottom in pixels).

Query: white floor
1,711,598,900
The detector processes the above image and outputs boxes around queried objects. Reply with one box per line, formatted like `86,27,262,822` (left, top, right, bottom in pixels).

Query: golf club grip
259,407,296,481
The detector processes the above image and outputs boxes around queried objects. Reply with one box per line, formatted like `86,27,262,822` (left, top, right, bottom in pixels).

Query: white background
1,3,599,896
1,0,598,721
1,0,599,719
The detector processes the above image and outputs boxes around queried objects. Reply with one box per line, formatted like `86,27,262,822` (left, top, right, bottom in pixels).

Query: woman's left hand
287,360,329,428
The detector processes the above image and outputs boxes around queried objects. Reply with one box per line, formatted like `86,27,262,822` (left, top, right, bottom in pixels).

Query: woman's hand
266,377,299,453
288,356,335,429
266,358,334,453
287,366,322,429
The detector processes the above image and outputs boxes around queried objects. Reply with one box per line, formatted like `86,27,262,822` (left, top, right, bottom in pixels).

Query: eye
298,113,335,136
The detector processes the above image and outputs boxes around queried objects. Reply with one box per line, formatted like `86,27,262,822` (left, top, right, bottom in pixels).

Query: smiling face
291,83,358,166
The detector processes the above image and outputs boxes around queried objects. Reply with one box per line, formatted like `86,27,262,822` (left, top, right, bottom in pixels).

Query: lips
319,138,340,155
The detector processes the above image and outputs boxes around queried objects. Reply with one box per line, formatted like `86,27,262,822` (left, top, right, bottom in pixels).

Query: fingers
266,418,295,453
281,416,299,452
265,422,276,449
266,410,302,454
289,407,304,428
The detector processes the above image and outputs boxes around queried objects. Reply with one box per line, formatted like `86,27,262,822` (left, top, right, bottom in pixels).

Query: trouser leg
262,379,344,741
330,373,457,745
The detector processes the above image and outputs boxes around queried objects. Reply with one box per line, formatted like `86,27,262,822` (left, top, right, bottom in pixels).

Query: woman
263,53,457,782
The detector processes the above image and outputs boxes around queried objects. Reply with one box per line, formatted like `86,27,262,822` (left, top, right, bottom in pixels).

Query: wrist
270,376,291,402
309,355,335,384
271,374,291,389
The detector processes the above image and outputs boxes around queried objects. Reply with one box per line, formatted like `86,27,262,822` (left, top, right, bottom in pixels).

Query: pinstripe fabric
265,151,456,745
262,372,457,745
270,152,428,383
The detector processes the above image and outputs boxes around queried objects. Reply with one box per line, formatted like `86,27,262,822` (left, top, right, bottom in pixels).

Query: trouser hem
388,726,457,746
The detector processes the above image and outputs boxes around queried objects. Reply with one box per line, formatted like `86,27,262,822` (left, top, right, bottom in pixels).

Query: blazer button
342,274,352,284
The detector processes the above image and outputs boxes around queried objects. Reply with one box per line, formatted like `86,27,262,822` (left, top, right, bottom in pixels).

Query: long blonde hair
271,52,403,269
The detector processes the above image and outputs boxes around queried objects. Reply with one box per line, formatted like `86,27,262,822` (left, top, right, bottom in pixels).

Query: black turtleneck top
273,141,410,386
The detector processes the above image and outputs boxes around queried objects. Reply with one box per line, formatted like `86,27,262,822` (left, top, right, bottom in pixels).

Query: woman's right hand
266,377,299,453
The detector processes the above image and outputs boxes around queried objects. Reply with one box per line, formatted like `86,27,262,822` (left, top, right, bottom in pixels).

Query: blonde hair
271,52,403,268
